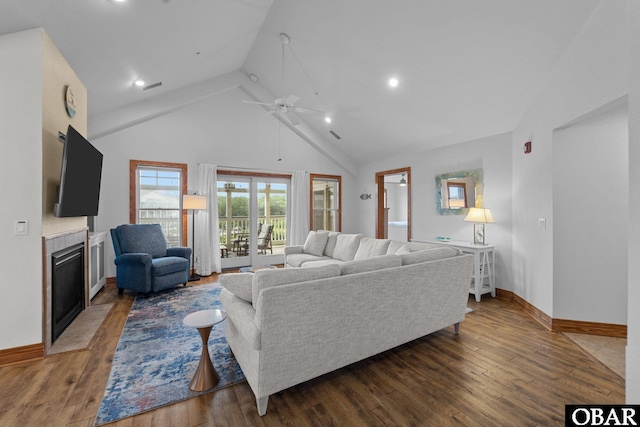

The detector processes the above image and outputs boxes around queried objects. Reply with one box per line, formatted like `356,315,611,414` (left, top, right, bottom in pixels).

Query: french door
217,174,288,269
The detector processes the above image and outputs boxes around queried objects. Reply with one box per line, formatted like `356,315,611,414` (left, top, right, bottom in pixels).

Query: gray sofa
219,232,473,415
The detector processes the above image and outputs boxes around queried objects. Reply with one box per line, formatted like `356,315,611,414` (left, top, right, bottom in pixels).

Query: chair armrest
284,245,304,256
167,246,192,259
114,253,152,266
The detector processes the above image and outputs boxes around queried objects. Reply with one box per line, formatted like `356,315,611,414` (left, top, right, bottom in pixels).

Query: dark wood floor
0,275,624,426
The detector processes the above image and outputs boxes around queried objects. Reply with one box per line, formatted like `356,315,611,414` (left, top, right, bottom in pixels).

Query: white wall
626,0,640,403
90,78,356,278
553,101,628,324
0,30,44,350
356,131,513,292
512,0,628,317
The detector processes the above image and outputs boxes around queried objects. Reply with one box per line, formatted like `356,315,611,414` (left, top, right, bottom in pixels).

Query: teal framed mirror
435,168,483,215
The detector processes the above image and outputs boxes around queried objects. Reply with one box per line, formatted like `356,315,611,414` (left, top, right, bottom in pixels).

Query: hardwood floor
0,276,625,426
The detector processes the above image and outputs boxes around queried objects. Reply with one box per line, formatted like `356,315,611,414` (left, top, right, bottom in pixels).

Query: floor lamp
183,194,207,281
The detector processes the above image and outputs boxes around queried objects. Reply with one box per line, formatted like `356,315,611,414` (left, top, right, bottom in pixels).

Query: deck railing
219,216,286,247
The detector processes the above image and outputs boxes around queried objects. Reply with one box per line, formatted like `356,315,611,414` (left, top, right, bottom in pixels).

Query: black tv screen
54,125,103,217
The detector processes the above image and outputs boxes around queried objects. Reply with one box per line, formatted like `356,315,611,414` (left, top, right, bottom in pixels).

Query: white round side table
183,309,227,392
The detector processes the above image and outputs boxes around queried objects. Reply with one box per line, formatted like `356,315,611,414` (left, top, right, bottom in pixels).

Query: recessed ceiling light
113,0,126,3
133,79,145,87
324,116,332,124
388,77,400,88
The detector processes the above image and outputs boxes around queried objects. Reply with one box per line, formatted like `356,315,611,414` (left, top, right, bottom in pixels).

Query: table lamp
464,207,494,245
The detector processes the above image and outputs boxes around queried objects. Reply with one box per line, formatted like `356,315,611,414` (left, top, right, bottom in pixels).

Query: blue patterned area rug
94,283,245,426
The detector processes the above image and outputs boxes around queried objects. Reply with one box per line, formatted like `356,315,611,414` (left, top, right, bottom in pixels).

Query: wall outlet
538,218,546,230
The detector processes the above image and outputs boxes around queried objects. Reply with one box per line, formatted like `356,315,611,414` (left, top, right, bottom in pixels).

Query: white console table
418,240,496,302
89,231,107,299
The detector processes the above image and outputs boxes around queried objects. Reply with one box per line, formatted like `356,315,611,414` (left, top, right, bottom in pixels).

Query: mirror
435,168,483,215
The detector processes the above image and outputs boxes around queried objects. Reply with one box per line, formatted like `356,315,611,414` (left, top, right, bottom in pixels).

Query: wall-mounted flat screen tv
54,125,103,217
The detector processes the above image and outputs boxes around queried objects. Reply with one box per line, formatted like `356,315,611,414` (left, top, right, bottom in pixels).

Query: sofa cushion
386,240,406,255
252,265,341,304
323,231,341,257
400,247,461,265
397,242,441,254
219,272,253,303
332,234,362,261
303,231,330,256
151,256,189,276
300,258,345,268
286,253,331,268
340,254,402,275
354,238,391,260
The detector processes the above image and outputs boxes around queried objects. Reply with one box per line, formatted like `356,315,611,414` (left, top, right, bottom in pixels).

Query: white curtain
288,170,309,245
195,164,221,275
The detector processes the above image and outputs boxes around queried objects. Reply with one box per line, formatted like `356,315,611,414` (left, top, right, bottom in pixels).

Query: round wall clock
65,85,76,118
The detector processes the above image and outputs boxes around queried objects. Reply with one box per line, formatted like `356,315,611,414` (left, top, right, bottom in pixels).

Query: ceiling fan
243,33,326,127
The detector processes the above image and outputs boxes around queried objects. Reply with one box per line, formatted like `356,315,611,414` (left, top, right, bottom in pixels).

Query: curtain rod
200,164,307,174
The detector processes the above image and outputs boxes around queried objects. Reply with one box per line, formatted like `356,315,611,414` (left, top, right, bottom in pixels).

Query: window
130,160,187,246
310,174,341,231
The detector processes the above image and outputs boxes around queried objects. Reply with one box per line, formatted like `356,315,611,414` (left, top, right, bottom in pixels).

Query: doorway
375,167,411,241
217,173,289,269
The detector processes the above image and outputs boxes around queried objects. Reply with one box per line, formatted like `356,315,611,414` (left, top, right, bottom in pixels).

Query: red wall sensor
524,141,532,154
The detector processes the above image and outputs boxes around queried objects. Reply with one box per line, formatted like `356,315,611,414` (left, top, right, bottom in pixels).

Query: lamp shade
464,207,494,223
183,194,206,210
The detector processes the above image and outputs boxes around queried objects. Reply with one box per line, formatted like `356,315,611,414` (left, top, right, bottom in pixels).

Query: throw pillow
323,231,341,257
219,272,253,303
332,234,363,261
303,231,330,256
354,238,391,260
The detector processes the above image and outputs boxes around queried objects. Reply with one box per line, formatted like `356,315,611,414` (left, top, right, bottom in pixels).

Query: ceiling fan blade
243,100,274,107
285,111,301,126
292,106,325,115
284,95,300,105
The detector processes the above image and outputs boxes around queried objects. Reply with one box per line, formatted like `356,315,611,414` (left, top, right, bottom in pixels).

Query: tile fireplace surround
43,228,90,354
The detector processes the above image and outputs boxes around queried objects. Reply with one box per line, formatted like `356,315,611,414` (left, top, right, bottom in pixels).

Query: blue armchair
110,224,192,294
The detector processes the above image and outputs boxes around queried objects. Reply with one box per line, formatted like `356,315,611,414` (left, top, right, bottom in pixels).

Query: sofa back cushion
340,254,402,275
252,265,341,304
323,231,342,257
303,231,330,256
354,238,391,260
219,272,253,303
386,240,406,255
400,247,461,265
332,234,363,261
115,224,167,258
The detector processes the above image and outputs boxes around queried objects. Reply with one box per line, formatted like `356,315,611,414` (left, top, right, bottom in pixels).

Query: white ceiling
0,0,600,165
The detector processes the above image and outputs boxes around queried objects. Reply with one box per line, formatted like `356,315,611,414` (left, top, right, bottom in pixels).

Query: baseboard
495,288,626,338
0,343,44,367
552,318,627,338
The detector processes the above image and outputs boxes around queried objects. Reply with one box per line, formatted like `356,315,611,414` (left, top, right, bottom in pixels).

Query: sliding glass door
218,174,288,269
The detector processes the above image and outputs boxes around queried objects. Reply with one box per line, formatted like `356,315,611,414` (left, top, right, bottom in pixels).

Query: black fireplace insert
52,243,85,342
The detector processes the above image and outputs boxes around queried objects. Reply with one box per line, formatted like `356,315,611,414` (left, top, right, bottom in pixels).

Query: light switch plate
14,220,28,235
538,218,546,230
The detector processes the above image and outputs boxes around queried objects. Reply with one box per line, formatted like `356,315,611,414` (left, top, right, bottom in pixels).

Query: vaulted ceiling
0,0,600,164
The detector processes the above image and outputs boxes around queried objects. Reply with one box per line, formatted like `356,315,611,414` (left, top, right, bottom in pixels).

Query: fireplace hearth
52,243,85,342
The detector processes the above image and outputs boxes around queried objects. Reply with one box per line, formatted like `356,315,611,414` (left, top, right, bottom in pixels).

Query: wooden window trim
129,160,188,247
310,173,342,232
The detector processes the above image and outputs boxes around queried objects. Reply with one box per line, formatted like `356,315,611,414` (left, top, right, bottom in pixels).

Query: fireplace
43,229,90,353
52,243,85,342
